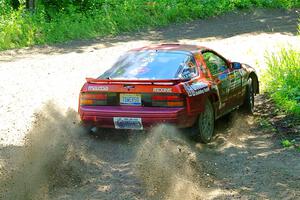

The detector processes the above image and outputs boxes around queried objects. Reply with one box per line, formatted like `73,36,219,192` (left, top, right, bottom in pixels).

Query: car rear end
78,79,196,130
78,48,207,130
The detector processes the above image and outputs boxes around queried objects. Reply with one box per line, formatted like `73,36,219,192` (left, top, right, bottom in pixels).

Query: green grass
262,47,300,116
258,117,276,131
1,0,300,50
281,139,294,148
281,139,299,151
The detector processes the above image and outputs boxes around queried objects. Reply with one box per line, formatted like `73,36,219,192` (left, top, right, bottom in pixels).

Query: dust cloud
0,102,87,200
212,111,255,149
1,103,213,200
0,104,256,200
135,124,212,200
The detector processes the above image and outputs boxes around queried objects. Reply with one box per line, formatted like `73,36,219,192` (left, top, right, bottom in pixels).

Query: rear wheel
197,99,215,143
242,78,254,114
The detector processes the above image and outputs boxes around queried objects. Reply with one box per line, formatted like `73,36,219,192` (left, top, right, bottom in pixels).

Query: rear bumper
79,106,197,129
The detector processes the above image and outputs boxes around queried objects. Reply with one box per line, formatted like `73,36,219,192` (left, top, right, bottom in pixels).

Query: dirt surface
0,8,300,200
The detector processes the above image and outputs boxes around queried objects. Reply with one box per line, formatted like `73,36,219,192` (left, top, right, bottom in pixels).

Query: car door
227,63,244,107
202,51,232,116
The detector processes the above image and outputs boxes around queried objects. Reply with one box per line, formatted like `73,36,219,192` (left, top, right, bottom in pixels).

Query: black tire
197,99,215,143
242,78,255,114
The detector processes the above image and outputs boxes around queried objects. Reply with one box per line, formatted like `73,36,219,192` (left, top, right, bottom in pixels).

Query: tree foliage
0,0,300,50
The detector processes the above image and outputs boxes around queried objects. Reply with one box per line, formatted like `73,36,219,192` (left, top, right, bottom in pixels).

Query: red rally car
78,44,259,143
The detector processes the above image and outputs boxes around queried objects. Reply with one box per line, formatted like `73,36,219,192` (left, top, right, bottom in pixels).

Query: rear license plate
120,93,141,106
113,117,143,130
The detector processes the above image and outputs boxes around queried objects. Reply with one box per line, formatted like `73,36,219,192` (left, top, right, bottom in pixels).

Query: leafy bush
0,0,300,50
262,48,300,115
281,139,294,148
0,7,39,49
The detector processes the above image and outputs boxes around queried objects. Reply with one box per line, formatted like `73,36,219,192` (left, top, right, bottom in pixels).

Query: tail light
151,94,185,107
80,92,108,106
79,92,185,107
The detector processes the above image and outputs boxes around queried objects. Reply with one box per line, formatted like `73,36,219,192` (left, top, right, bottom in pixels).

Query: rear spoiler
86,78,185,85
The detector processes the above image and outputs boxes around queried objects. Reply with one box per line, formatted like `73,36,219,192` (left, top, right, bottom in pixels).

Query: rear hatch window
99,50,192,80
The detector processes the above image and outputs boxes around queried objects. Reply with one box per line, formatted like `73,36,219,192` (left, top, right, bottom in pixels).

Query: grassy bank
262,46,300,116
1,0,300,50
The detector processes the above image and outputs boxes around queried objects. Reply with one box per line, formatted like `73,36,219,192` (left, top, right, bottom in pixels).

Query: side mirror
232,62,242,69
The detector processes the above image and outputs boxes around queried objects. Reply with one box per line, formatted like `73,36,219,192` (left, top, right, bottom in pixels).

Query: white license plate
120,93,141,106
113,117,143,130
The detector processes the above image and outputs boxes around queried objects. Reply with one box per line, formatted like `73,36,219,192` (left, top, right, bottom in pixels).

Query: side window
203,52,228,76
178,56,198,79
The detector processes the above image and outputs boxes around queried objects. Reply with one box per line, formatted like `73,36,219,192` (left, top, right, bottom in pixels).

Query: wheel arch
208,92,219,104
207,92,218,119
249,72,259,94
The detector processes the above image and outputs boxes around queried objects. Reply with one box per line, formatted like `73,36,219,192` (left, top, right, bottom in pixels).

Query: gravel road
0,9,299,200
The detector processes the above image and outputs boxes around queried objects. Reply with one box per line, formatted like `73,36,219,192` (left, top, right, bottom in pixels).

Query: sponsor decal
228,73,235,79
153,88,172,93
218,73,228,80
238,68,248,86
239,68,247,76
183,82,209,97
87,85,109,91
227,71,242,90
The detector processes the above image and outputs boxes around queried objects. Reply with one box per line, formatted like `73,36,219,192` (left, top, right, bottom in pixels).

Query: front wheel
197,99,215,143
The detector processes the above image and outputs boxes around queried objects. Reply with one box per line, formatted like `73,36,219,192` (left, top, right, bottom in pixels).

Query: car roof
131,44,208,54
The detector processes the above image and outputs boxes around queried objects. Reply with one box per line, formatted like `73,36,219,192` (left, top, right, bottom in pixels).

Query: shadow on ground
1,8,299,61
194,95,300,199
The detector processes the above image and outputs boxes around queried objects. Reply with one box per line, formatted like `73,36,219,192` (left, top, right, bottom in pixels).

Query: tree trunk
26,0,36,10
